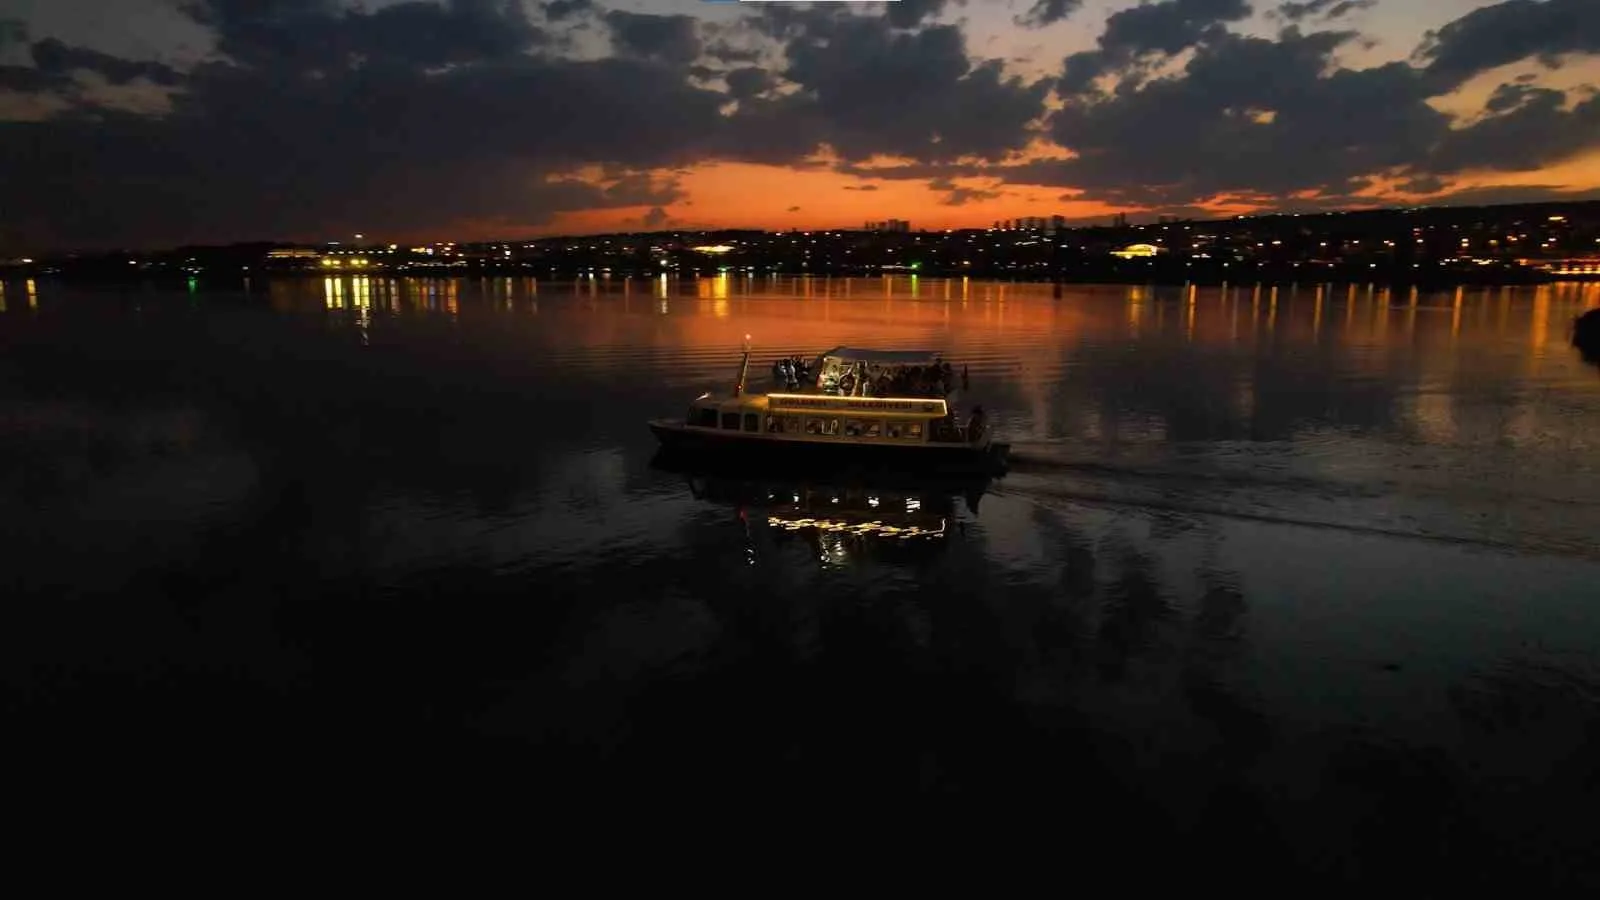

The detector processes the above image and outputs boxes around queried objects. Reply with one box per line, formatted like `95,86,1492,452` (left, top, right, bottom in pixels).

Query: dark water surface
3,275,1598,882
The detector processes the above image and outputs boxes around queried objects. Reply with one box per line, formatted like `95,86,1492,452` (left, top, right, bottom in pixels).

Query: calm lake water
3,274,1598,884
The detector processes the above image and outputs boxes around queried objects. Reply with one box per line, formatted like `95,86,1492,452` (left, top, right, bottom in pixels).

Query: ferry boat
648,339,1010,475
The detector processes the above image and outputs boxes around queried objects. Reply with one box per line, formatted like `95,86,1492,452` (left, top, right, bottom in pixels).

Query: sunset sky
1,0,1598,250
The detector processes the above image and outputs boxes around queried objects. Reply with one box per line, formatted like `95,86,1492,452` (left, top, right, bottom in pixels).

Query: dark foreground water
2,275,1598,884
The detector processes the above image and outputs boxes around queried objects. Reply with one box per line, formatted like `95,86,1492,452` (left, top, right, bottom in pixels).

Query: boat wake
998,442,1600,561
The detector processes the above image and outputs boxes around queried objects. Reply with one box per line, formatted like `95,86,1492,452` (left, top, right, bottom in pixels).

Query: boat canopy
814,347,943,368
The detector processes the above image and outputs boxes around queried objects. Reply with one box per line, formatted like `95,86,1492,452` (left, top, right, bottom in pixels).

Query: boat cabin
685,345,987,447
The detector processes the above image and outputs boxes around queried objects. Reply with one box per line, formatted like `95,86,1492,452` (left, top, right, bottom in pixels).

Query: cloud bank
0,0,1596,249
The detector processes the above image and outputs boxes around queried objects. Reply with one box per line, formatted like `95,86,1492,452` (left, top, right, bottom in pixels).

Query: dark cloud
0,18,26,50
540,0,594,21
1,31,183,95
0,2,714,248
1420,183,1600,207
1276,0,1376,22
705,41,763,65
1032,28,1448,205
30,38,183,86
179,0,546,71
641,206,671,228
1024,5,1600,211
941,188,1001,205
1417,0,1600,91
1059,0,1253,95
787,205,801,212
929,176,1001,205
887,0,952,30
1016,0,1085,29
603,11,701,65
724,66,774,102
835,160,989,181
1427,89,1600,175
740,16,1051,163
1396,175,1446,194
1484,81,1556,114
6,0,1600,251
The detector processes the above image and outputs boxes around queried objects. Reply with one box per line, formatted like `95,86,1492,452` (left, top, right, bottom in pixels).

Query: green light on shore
187,276,197,292
911,261,922,270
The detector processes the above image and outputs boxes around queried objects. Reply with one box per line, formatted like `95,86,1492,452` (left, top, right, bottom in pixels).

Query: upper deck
675,344,987,448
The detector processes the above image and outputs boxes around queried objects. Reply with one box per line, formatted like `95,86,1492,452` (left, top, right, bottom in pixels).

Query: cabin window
782,417,802,434
824,418,840,436
843,419,865,437
743,413,760,433
765,416,782,433
693,408,718,428
886,422,903,439
721,412,740,430
865,421,883,438
805,418,825,435
906,422,924,439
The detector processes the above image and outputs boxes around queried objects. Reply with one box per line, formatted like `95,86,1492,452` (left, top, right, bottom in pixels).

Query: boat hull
648,419,1010,476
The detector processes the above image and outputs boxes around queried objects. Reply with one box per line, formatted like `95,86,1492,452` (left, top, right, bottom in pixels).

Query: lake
2,274,1597,886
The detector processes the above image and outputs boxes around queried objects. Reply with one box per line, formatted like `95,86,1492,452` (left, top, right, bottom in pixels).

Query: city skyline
1,1,1599,251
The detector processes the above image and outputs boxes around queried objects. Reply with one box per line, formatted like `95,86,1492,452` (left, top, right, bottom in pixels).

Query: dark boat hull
648,420,1010,477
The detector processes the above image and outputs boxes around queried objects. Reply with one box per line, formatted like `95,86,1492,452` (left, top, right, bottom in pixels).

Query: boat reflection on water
651,450,991,564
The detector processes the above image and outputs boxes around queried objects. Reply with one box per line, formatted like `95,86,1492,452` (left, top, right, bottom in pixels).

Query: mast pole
733,334,752,397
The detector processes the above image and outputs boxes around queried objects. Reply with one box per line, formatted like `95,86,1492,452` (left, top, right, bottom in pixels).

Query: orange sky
525,149,1600,239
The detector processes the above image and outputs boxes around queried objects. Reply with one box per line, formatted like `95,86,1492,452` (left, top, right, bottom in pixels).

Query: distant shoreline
6,197,1597,289
5,264,1596,290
